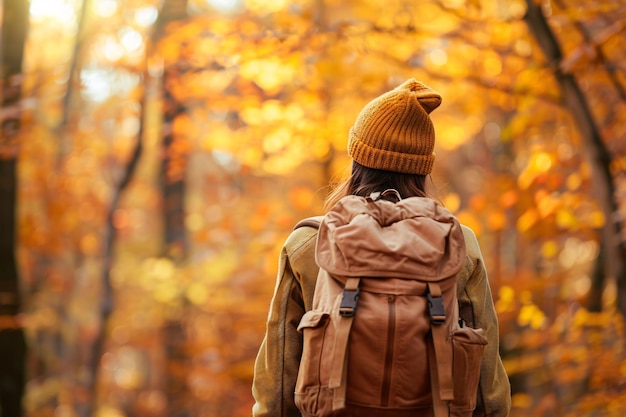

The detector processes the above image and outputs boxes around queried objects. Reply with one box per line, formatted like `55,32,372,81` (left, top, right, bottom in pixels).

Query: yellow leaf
187,282,209,305
442,193,460,213
566,172,582,190
517,209,538,232
289,187,316,211
487,211,506,231
455,210,482,235
80,233,101,255
555,209,579,230
511,393,533,409
541,240,559,259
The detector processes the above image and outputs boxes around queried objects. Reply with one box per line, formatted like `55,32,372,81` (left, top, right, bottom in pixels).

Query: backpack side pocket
295,311,332,417
450,326,488,417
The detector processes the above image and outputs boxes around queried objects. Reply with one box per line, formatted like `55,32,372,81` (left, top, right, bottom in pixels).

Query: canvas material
294,195,487,417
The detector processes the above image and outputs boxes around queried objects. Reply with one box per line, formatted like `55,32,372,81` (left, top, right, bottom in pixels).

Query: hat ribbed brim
348,128,435,175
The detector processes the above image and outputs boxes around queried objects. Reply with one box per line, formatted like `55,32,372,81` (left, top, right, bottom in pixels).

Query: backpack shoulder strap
294,216,323,230
427,282,455,417
329,277,361,411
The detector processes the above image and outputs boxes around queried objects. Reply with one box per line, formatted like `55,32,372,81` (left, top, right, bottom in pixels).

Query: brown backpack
294,192,487,417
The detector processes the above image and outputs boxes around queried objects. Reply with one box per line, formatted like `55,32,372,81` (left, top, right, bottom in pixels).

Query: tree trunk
88,104,144,415
160,82,188,259
0,161,27,417
524,0,626,315
0,0,30,416
588,236,606,312
155,1,191,416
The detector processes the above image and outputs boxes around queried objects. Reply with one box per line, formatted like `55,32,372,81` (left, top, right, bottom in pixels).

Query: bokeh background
1,0,626,416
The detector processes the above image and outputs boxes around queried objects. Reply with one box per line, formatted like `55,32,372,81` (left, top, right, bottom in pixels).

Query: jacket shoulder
460,224,483,261
294,216,323,230
284,218,319,261
457,224,486,290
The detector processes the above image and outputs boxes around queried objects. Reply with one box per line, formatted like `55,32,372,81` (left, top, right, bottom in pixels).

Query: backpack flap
296,311,328,332
315,195,466,281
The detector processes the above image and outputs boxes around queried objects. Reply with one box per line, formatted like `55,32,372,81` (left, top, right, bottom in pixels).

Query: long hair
324,161,432,212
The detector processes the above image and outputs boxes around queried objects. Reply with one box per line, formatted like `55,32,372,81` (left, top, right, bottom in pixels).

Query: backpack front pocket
295,311,333,416
450,327,488,416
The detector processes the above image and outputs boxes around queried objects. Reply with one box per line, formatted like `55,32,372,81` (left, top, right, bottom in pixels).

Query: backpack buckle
427,292,446,324
339,288,360,317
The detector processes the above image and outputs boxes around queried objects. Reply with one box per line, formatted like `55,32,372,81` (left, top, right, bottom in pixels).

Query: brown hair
324,161,432,212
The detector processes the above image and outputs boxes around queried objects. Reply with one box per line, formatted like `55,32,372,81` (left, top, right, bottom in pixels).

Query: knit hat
347,79,442,175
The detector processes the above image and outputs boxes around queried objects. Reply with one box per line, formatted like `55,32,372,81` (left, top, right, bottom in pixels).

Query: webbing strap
428,338,450,417
329,277,360,411
428,283,454,416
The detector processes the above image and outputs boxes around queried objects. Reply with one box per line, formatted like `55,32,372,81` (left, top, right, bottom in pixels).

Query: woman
252,79,511,417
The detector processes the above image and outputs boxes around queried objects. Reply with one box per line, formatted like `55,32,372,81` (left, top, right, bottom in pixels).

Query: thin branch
431,0,522,24
60,0,90,128
365,47,563,107
552,0,626,101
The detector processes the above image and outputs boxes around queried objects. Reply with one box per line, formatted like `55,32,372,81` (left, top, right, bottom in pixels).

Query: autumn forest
1,0,626,416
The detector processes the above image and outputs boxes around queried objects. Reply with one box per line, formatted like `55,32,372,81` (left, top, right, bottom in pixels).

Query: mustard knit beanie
347,78,442,175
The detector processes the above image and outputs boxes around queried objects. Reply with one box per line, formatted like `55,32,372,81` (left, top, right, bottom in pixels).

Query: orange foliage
15,0,626,416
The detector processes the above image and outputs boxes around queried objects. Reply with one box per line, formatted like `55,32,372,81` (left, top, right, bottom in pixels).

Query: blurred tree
155,1,192,416
89,2,146,415
56,0,91,164
0,1,30,416
159,0,190,260
524,0,626,315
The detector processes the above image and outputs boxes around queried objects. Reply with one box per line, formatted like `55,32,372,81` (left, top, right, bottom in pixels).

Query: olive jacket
252,215,511,417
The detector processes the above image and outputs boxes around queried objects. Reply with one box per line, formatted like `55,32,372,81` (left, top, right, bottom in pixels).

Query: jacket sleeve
252,228,318,417
459,226,512,417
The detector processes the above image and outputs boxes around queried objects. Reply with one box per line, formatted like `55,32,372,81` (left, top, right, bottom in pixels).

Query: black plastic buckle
339,288,360,317
427,292,446,324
